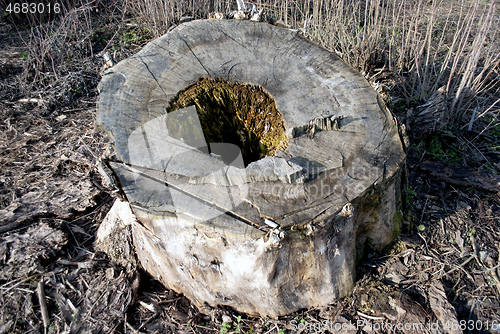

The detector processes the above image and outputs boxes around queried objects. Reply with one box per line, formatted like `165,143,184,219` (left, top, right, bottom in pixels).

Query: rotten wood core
97,19,406,317
167,77,288,166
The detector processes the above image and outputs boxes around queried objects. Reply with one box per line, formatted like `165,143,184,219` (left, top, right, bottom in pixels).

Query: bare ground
1,17,499,334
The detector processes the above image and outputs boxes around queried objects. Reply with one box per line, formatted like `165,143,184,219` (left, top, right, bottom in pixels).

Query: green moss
167,77,288,166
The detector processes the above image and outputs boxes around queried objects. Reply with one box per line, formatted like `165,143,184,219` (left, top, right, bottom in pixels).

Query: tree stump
97,19,406,317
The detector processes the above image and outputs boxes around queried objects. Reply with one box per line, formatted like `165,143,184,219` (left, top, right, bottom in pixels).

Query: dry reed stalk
255,0,499,127
17,0,499,128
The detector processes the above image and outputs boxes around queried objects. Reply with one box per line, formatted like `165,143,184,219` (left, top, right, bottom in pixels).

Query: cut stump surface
97,19,406,317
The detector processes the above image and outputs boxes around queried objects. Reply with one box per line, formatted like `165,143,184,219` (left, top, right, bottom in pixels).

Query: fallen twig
37,278,50,334
443,255,475,281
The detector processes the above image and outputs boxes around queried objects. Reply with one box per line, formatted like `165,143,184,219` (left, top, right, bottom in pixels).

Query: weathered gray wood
97,19,406,317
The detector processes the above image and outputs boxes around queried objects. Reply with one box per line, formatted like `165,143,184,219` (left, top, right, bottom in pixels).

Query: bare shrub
260,0,499,129
15,0,122,109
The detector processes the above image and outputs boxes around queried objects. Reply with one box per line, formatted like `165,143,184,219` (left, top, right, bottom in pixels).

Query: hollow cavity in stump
166,77,288,166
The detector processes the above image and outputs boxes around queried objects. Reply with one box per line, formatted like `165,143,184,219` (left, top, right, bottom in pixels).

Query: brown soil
1,16,499,334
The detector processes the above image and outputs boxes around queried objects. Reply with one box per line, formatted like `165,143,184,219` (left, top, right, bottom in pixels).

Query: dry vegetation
0,0,499,333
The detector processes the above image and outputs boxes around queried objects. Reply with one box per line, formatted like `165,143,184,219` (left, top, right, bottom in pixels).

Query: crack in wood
120,163,268,231
138,56,169,98
140,124,157,165
180,38,212,77
216,26,251,52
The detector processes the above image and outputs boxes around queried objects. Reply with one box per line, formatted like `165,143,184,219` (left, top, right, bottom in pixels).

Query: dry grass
8,0,123,109
12,0,500,131
120,0,500,131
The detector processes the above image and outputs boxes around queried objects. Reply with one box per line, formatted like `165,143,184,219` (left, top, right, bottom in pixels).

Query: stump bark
97,19,406,317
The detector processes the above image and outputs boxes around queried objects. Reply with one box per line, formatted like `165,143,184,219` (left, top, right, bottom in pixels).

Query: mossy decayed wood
167,77,288,166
